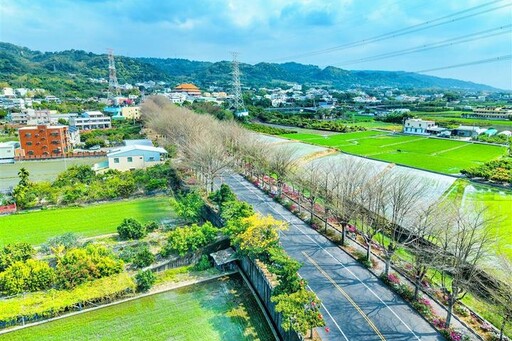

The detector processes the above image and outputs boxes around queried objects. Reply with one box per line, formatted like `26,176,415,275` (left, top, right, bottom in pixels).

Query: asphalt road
222,172,443,341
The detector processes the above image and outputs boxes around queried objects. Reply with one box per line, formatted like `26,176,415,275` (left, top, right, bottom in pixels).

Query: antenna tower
107,48,120,98
231,52,247,116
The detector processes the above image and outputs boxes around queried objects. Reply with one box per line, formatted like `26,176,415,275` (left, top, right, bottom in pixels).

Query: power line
416,54,512,73
271,0,511,61
337,24,512,66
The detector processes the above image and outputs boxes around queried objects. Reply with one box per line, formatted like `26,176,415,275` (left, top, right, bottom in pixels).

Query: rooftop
107,144,167,157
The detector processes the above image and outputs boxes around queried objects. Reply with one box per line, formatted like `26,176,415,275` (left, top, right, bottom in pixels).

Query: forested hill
0,42,498,96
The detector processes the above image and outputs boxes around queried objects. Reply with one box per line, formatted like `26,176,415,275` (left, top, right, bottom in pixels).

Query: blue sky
1,0,511,89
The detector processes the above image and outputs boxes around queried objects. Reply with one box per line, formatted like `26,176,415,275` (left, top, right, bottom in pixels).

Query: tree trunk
324,208,329,233
384,247,394,277
310,200,315,224
298,191,302,213
414,274,421,300
445,295,455,328
366,240,371,262
341,222,346,246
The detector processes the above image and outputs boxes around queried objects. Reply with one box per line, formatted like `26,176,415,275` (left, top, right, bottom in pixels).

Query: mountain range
0,42,499,96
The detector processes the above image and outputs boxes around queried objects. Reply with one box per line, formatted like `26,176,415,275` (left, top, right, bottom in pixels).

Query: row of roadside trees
141,95,511,339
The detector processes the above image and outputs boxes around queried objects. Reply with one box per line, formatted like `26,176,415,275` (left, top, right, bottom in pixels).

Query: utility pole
230,52,248,117
107,48,120,100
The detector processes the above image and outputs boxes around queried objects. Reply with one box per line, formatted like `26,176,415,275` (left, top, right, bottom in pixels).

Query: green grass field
2,274,273,341
0,197,174,245
282,131,506,174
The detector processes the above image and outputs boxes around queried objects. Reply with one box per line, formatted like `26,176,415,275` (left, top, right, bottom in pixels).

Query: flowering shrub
480,322,494,332
432,318,446,329
387,273,401,285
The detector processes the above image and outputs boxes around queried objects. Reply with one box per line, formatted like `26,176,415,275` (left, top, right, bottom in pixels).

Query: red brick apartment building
18,125,70,158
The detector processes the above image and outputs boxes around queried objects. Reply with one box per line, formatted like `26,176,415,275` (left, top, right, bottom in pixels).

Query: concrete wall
238,256,302,341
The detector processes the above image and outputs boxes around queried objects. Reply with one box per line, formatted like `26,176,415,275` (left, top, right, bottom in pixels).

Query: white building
0,141,19,163
69,111,111,130
94,144,167,172
403,118,436,135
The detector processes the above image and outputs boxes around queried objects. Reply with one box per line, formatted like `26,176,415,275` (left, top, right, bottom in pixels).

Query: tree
273,288,325,339
209,184,236,210
435,203,497,328
117,218,147,240
405,202,446,300
135,270,156,292
268,248,303,295
234,214,287,260
355,168,390,263
266,145,299,197
329,158,369,246
12,167,36,209
293,162,324,224
380,173,429,276
133,246,155,268
170,191,204,224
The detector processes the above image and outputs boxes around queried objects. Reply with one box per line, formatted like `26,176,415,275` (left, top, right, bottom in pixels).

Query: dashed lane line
302,251,386,341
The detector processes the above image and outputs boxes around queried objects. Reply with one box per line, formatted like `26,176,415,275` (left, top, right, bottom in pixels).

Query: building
173,83,201,97
69,111,111,130
121,106,141,120
18,125,70,158
94,144,167,172
452,125,486,138
0,142,18,163
403,118,436,135
463,107,512,120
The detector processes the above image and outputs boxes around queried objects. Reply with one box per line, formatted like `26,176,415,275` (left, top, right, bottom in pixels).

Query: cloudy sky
1,0,511,89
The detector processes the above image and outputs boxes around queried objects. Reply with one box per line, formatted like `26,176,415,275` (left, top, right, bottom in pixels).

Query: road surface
222,172,443,341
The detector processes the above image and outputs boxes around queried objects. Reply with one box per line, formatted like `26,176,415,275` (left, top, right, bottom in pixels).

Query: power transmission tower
107,48,120,99
230,52,248,117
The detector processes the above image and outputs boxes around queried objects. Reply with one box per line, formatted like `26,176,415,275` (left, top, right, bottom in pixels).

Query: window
24,133,32,137
127,157,133,162
27,150,34,155
26,141,32,146
149,157,155,161
114,158,120,163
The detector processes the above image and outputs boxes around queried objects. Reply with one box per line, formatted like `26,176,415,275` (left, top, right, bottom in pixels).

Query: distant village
1,81,511,169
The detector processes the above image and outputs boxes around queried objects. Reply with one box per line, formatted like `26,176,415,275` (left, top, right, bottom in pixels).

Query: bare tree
265,145,299,197
486,253,512,341
436,203,497,328
329,158,371,246
405,201,448,299
293,162,325,224
380,173,430,276
355,168,390,263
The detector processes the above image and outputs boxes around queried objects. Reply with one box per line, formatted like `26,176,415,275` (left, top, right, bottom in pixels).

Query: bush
193,255,212,271
41,233,81,254
144,221,160,233
0,243,35,272
209,184,236,209
132,247,155,268
117,218,147,240
170,192,204,223
161,222,218,257
135,270,156,292
0,259,56,295
55,244,124,289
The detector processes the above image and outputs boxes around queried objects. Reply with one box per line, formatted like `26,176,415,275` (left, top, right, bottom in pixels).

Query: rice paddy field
1,274,274,341
280,131,507,174
0,197,174,245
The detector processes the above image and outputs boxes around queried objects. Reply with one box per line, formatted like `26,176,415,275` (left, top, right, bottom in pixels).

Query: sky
0,0,511,90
